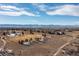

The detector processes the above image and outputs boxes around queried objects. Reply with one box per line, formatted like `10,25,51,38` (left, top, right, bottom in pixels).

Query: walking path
0,37,6,51
53,35,76,56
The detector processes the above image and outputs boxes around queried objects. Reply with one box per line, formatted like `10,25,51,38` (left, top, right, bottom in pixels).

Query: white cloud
0,5,36,16
1,4,79,17
0,11,36,16
0,5,20,11
46,5,79,16
32,3,48,11
32,3,63,12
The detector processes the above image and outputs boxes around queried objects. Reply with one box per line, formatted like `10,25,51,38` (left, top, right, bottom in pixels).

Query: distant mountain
0,24,79,29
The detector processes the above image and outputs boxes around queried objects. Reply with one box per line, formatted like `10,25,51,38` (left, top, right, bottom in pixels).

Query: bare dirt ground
0,30,79,56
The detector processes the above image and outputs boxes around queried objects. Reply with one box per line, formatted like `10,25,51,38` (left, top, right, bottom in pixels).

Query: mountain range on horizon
0,24,79,29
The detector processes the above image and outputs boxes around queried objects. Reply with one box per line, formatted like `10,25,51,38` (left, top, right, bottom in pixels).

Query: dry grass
0,30,79,56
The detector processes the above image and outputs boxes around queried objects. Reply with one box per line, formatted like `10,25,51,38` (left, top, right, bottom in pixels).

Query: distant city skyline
0,3,79,25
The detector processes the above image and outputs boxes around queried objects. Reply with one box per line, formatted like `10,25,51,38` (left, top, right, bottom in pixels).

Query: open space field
0,28,79,56
0,30,79,56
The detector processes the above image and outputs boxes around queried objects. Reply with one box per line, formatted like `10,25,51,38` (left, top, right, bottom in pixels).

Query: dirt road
53,35,76,56
0,37,7,51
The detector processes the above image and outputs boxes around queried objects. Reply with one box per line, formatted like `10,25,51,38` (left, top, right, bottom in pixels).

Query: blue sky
0,3,79,25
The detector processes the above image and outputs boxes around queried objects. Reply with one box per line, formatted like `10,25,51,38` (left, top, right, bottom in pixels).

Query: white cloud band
0,5,36,16
46,5,79,16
